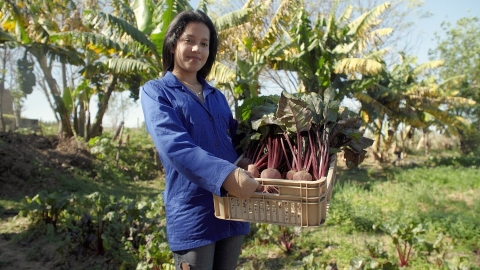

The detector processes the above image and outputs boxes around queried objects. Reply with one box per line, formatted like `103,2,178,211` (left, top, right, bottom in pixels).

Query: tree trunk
88,74,118,140
29,47,74,138
371,119,383,162
415,130,430,155
408,126,414,149
424,131,429,155
0,48,6,132
78,103,86,138
416,134,424,151
14,107,21,130
114,121,124,168
0,94,4,131
234,97,240,120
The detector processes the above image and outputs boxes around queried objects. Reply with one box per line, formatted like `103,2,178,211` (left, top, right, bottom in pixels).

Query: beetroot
236,157,253,170
260,168,282,179
292,170,313,181
286,169,296,180
247,164,260,178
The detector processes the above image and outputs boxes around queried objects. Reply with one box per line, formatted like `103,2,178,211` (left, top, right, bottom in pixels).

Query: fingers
222,168,259,199
243,170,254,178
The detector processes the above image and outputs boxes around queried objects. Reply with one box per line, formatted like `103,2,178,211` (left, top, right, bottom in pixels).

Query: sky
21,0,480,128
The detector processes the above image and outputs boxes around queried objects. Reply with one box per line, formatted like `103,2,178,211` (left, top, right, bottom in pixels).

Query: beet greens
236,90,374,181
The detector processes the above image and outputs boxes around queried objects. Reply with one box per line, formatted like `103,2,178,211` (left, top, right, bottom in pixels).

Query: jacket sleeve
140,80,237,196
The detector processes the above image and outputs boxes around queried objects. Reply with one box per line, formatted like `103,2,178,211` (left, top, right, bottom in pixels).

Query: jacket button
209,117,213,121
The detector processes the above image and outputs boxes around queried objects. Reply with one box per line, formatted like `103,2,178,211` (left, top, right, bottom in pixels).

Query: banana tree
54,7,163,139
0,0,94,137
209,0,302,117
0,0,192,138
116,0,261,115
51,0,257,138
351,54,473,161
269,1,391,100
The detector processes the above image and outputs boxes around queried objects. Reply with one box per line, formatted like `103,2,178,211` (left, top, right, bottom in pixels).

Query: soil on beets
0,132,97,270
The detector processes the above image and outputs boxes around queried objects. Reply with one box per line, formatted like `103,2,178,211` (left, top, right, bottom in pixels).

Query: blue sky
22,0,480,127
413,0,479,63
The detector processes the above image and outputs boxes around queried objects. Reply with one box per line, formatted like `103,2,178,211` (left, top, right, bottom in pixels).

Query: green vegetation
239,162,479,269
1,128,478,269
0,129,170,269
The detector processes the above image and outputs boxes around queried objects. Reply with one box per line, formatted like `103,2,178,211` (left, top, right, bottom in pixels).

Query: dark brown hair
162,10,218,79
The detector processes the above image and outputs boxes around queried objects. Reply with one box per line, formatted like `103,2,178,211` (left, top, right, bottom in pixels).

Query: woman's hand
222,168,260,199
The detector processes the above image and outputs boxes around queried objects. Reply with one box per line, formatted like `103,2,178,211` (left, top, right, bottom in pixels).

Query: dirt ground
0,132,94,270
0,132,92,200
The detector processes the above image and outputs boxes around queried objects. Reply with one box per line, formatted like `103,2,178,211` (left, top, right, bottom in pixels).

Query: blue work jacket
141,71,249,251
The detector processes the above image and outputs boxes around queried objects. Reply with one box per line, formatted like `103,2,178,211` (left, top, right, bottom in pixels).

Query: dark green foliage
120,73,143,101
458,129,480,155
20,190,172,268
20,190,71,229
88,132,161,181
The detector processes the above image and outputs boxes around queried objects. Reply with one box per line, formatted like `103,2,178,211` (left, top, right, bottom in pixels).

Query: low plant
20,190,72,230
248,224,298,254
348,241,396,269
88,132,160,181
376,222,427,267
348,229,472,270
426,153,480,168
422,233,470,269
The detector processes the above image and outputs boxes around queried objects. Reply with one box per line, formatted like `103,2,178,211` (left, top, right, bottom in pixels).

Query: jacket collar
162,71,215,94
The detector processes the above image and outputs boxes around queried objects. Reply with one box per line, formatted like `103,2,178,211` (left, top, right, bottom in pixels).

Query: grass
238,163,480,269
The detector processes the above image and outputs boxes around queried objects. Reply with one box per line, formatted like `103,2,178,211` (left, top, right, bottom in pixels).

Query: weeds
19,190,172,268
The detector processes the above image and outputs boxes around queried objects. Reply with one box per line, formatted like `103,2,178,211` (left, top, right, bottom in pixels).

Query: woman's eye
201,42,209,47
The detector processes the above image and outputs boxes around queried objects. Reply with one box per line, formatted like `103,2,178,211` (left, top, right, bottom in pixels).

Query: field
0,129,479,269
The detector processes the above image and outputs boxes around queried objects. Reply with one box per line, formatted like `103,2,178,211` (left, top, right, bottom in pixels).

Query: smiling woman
140,10,260,270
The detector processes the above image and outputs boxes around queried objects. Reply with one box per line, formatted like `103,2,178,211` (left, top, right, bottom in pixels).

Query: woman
141,10,259,270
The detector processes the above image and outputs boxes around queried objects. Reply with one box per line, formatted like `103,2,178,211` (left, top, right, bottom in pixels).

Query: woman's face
172,22,210,77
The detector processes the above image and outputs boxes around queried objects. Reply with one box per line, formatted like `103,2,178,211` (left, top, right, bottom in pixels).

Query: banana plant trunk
0,49,7,132
88,74,119,140
29,47,74,138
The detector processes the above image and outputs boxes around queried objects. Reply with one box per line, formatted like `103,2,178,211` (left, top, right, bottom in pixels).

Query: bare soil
0,132,92,200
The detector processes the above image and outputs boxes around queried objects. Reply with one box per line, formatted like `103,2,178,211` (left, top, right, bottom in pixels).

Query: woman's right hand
222,168,260,199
